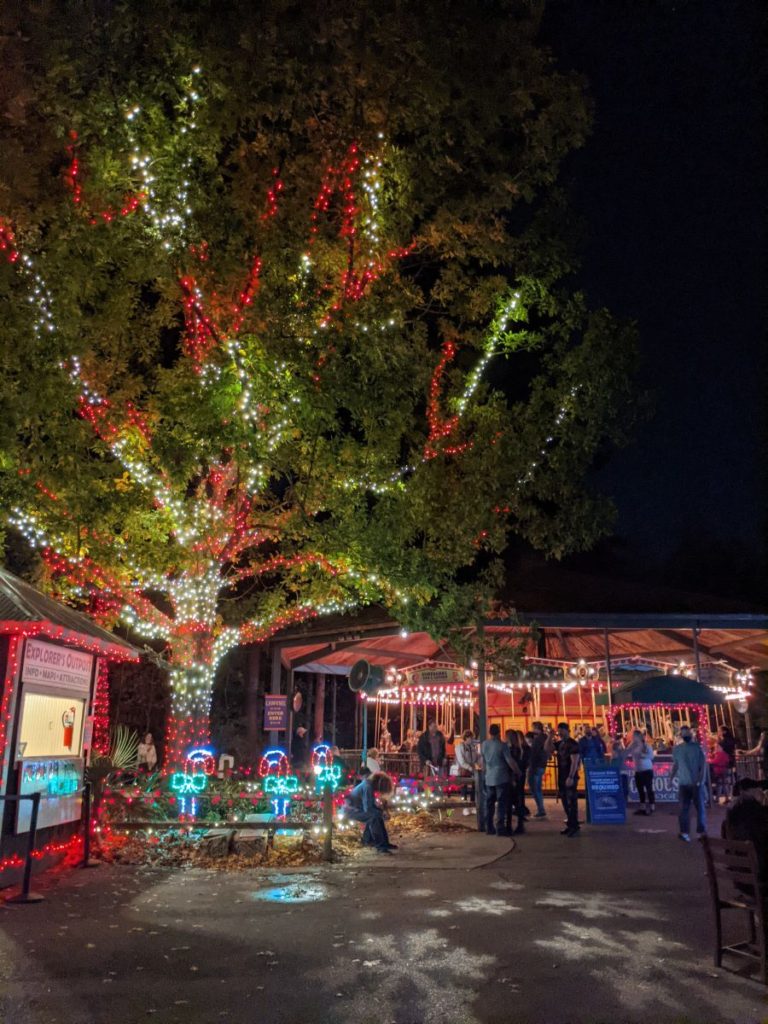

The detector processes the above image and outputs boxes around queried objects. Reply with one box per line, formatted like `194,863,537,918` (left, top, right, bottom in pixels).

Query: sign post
263,695,288,733
584,764,626,825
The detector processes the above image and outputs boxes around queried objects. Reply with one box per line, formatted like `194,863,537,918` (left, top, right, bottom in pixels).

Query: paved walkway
0,800,766,1024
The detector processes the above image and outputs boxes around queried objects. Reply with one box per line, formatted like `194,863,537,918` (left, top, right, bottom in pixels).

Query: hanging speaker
348,659,386,696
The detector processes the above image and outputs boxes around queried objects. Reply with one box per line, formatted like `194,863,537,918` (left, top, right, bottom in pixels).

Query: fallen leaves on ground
96,828,365,871
90,810,467,871
387,811,474,837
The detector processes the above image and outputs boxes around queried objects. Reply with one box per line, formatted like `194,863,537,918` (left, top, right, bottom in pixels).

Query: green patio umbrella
610,675,724,706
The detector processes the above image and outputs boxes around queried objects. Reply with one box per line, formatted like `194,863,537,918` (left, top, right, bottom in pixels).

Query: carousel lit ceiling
276,611,768,677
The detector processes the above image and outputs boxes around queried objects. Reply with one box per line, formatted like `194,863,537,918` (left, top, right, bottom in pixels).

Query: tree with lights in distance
1,62,637,761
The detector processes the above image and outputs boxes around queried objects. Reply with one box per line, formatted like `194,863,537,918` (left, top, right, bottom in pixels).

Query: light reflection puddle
251,873,329,904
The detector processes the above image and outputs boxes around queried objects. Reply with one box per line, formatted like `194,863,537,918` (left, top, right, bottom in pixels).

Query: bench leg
714,904,723,968
747,908,757,946
756,906,768,984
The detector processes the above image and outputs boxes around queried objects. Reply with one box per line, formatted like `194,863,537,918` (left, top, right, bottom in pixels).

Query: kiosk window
17,693,87,759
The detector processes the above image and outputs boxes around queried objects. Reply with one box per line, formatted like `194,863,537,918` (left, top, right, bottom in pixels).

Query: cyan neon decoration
311,743,342,792
259,748,298,817
170,746,216,817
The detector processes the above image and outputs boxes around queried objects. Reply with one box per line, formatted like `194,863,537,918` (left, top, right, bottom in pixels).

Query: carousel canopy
275,610,768,675
611,675,725,706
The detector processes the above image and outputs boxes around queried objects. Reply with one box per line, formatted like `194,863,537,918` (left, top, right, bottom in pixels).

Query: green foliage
0,0,640,699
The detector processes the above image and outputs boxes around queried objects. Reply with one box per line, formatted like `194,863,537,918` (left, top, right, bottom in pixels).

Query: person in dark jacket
344,772,396,854
504,730,529,834
528,722,554,818
717,725,737,767
417,720,447,775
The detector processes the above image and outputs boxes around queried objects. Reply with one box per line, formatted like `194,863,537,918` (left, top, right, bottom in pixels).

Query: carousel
359,654,754,759
605,674,728,746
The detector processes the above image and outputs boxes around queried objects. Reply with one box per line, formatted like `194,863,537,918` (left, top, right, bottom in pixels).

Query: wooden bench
701,836,767,983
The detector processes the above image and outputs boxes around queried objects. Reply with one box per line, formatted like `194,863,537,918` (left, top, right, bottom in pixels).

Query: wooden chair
701,836,767,983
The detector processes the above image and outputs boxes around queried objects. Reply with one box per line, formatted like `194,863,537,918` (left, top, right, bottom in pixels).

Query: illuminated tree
1,59,637,761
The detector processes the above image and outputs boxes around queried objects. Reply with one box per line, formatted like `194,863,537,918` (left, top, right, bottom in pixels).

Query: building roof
274,613,768,675
0,567,139,661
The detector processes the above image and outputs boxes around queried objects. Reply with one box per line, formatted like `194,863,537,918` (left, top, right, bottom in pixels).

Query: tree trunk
166,662,215,765
314,673,325,742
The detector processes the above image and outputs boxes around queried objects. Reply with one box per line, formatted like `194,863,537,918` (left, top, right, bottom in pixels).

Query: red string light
92,658,110,754
64,131,145,225
424,340,472,460
0,218,20,264
0,834,82,876
0,636,20,780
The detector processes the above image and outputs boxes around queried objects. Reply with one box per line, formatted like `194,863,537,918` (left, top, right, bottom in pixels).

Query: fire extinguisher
62,707,76,750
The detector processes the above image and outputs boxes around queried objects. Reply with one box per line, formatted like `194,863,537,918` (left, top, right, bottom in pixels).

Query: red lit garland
64,131,146,225
0,218,20,263
0,834,82,876
424,340,472,460
0,636,20,781
92,658,110,754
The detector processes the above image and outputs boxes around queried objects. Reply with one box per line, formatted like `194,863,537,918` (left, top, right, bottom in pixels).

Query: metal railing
735,755,767,782
0,792,43,904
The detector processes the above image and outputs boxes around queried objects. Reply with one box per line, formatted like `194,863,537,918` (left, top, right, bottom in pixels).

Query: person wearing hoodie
671,725,707,842
629,729,656,816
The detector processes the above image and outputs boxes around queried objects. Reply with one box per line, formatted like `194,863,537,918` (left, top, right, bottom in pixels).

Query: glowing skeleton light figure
311,744,342,793
258,749,298,818
171,747,216,817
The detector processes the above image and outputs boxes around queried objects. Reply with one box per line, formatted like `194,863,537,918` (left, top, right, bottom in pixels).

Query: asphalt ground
0,799,766,1024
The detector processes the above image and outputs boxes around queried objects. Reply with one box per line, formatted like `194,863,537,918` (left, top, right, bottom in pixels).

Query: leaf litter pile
98,811,470,871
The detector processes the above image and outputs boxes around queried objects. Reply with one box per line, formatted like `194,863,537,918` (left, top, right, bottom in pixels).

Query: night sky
541,1,765,599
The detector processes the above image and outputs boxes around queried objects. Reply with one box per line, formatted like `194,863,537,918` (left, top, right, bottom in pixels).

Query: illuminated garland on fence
0,834,82,876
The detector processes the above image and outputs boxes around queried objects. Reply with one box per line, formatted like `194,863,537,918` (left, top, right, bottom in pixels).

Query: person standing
344,772,397,854
628,729,656,816
455,730,479,815
671,725,707,842
503,730,527,835
481,724,519,836
709,742,731,804
588,726,607,762
717,725,736,767
610,734,631,803
528,721,553,818
417,719,447,776
137,732,158,773
555,722,581,837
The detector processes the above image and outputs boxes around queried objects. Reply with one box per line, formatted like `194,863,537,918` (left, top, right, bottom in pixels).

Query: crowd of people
342,718,768,854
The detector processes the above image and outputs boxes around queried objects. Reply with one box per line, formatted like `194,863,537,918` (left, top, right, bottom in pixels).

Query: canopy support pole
692,624,703,680
476,626,488,832
604,629,613,708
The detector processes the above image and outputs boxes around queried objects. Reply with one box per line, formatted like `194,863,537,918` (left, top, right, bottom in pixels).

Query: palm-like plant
85,725,140,826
